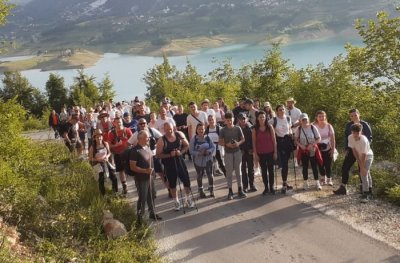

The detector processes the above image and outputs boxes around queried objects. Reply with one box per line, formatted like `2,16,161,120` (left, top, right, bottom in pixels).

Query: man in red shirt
108,116,133,195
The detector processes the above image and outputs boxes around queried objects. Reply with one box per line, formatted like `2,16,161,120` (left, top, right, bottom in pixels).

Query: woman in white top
295,113,321,190
213,101,225,126
268,104,294,193
314,110,336,186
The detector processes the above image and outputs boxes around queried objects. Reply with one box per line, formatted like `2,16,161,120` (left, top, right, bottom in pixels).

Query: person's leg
310,156,319,180
135,179,147,217
205,160,215,197
234,150,245,197
259,153,269,192
247,153,255,190
195,164,206,198
301,154,309,190
241,152,249,191
216,149,226,176
334,150,356,195
363,156,374,193
224,152,234,199
98,171,106,195
266,153,275,193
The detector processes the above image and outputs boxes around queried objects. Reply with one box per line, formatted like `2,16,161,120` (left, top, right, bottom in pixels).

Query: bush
0,100,160,262
23,116,48,131
387,184,400,206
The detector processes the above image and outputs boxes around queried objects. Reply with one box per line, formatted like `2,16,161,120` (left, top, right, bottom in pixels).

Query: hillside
0,0,397,55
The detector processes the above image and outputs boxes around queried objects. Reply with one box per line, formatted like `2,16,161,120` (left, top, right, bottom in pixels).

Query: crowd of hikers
49,96,374,222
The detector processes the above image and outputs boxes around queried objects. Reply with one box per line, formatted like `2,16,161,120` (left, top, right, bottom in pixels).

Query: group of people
50,96,374,222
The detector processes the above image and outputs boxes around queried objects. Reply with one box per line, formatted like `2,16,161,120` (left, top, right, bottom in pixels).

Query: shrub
22,116,48,131
387,184,400,206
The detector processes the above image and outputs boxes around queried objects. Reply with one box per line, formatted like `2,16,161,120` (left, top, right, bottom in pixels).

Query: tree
0,0,13,26
98,74,116,103
46,73,68,112
0,71,48,117
70,70,100,107
346,11,400,90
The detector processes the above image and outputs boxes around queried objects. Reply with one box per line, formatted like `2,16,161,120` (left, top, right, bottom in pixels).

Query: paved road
149,162,400,263
26,131,400,262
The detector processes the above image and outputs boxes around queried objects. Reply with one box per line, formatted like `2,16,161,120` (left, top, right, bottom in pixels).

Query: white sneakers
174,201,181,211
304,180,322,190
316,180,322,190
327,178,333,186
303,180,309,190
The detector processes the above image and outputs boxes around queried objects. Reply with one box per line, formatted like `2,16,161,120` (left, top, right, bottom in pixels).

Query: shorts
153,157,163,173
113,153,124,172
163,157,191,188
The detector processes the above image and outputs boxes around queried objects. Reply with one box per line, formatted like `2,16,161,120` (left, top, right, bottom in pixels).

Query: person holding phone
219,112,246,200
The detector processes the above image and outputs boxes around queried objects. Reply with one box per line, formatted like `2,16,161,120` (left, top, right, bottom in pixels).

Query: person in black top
232,98,248,125
130,130,162,222
156,122,193,211
238,113,257,192
62,113,83,155
173,104,190,160
334,109,372,195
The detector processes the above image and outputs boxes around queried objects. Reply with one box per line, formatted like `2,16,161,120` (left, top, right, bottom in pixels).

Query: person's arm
252,128,258,160
235,127,245,147
189,136,198,156
218,128,226,147
177,131,189,156
130,160,152,175
270,125,278,160
88,146,94,163
155,137,169,159
329,124,336,158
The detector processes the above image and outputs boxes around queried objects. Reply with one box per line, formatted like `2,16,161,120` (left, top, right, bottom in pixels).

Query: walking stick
174,155,198,212
292,153,298,190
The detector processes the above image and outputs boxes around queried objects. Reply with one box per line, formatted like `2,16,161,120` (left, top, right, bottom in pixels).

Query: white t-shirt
287,107,302,124
315,123,334,151
128,128,162,154
269,116,291,138
348,134,373,157
187,111,208,139
297,125,320,146
202,108,216,117
155,117,176,135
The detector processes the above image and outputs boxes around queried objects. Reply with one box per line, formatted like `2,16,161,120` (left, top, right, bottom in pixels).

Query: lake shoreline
1,29,360,72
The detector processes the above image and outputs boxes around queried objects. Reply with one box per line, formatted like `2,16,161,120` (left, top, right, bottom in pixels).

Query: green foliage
98,73,116,102
45,73,68,112
0,71,48,117
0,99,160,262
70,69,100,108
386,184,400,206
346,11,400,90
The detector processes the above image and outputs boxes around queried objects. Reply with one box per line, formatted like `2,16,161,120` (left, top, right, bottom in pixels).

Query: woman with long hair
189,123,216,198
313,110,336,186
253,111,277,194
89,129,118,195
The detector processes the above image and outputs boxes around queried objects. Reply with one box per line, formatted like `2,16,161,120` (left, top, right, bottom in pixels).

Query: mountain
0,0,397,54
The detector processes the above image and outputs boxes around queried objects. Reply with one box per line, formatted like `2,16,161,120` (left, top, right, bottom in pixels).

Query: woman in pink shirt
252,111,278,195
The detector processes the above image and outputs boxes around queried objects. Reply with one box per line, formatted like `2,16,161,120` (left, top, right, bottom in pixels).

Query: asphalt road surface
26,130,400,262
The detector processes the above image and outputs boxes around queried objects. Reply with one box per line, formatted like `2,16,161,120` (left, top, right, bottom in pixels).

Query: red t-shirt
108,127,132,154
255,128,274,154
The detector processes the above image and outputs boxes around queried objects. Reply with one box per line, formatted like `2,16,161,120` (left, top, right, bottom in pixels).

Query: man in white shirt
286,97,302,167
348,123,374,202
187,101,208,140
155,107,176,135
200,99,216,117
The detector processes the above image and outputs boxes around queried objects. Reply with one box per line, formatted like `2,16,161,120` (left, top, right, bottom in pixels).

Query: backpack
192,135,212,152
148,128,157,151
122,146,135,176
273,116,292,129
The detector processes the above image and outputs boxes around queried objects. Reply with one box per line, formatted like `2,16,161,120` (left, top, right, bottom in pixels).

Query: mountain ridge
0,0,396,55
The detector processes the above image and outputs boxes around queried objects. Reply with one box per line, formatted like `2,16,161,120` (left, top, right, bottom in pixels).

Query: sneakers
316,180,322,190
327,178,333,186
249,185,258,192
281,185,287,194
186,198,195,208
303,180,309,190
174,201,181,211
199,189,207,199
238,190,247,198
262,188,269,195
333,185,347,195
227,192,234,200
360,193,370,203
270,188,276,195
286,184,293,190
320,176,327,186
149,213,162,220
122,183,128,195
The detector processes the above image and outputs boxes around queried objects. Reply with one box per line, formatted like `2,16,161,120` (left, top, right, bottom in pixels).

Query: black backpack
122,146,135,176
